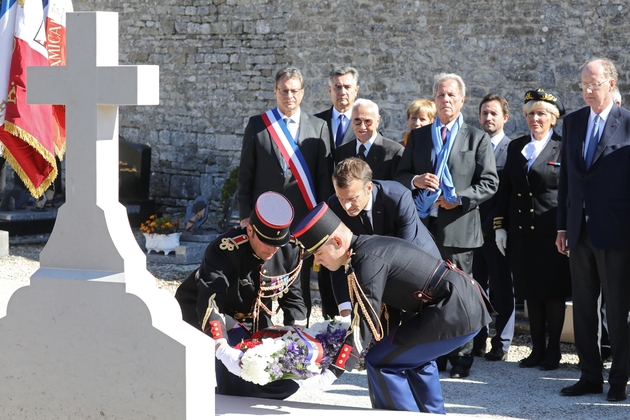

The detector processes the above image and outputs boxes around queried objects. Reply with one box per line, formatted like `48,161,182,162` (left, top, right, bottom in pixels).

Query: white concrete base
0,274,214,419
560,301,575,344
216,395,448,418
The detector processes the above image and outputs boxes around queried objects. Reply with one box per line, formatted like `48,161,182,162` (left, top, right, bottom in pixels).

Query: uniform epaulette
219,234,249,251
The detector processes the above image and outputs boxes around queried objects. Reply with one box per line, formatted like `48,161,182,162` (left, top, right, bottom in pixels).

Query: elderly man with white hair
333,98,404,181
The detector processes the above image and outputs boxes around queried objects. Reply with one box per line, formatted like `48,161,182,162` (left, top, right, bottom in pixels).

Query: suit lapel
342,122,355,144
371,183,384,234
451,124,467,153
512,136,530,174
574,108,590,172
594,106,620,164
447,124,469,171
530,134,559,173
494,136,510,162
324,107,334,139
297,111,310,145
366,134,385,167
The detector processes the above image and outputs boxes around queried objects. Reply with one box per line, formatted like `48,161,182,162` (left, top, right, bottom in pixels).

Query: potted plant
140,214,182,255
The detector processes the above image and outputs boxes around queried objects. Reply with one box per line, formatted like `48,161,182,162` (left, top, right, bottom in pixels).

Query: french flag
0,0,72,198
0,0,18,130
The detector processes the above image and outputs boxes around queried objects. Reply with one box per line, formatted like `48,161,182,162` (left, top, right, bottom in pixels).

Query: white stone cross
28,11,158,273
0,12,214,418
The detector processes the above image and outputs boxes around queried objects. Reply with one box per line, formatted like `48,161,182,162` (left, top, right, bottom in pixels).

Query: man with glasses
395,73,498,379
334,98,404,180
557,58,630,402
237,66,332,321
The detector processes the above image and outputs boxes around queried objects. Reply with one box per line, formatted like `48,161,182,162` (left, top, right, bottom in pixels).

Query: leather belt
415,260,453,302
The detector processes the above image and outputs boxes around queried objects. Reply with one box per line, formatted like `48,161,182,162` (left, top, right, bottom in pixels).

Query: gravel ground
2,236,628,419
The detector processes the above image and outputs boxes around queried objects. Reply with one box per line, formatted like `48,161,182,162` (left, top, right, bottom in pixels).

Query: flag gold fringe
2,121,58,198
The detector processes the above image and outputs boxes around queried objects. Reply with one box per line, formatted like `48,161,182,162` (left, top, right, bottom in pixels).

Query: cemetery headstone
0,11,214,419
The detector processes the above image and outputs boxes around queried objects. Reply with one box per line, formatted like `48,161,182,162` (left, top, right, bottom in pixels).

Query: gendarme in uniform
293,202,492,413
175,192,307,399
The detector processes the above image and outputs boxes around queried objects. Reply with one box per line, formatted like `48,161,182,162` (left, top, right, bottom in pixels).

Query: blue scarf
414,114,463,218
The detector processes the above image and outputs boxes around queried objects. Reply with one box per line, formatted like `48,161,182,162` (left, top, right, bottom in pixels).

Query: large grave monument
0,12,214,419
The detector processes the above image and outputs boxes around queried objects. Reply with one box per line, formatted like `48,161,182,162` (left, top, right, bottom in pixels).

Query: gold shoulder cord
252,249,303,332
345,250,384,342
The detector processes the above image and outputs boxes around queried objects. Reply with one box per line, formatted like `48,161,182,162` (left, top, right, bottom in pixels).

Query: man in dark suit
320,95,402,317
557,58,630,402
395,73,498,378
472,94,515,361
315,66,360,152
327,157,440,319
313,67,360,318
334,98,404,180
237,66,332,321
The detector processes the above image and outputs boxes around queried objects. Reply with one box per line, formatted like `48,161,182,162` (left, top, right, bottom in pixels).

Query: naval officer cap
524,88,565,116
249,192,294,247
292,202,342,258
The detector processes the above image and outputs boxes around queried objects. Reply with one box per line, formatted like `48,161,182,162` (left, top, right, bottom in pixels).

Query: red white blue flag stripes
0,0,72,197
261,108,317,210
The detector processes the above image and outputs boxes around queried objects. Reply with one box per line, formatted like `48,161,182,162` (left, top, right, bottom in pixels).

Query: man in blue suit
328,157,440,317
557,58,630,402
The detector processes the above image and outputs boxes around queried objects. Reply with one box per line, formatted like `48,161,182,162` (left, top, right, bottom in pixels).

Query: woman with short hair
494,89,572,371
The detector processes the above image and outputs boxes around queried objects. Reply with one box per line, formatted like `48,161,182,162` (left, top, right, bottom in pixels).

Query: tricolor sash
261,108,317,210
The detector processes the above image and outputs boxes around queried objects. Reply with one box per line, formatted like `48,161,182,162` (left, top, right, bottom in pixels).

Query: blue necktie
335,114,346,147
585,115,600,169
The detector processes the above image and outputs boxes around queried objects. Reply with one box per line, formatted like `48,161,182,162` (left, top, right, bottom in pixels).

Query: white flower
239,338,286,385
241,354,272,385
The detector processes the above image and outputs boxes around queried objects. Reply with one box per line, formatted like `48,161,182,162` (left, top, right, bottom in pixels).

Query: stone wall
73,0,629,223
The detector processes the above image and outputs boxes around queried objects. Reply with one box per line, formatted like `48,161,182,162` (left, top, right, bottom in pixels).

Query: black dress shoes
472,348,486,357
519,354,544,368
484,348,507,361
450,366,470,378
607,385,628,402
538,362,559,371
560,379,603,396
